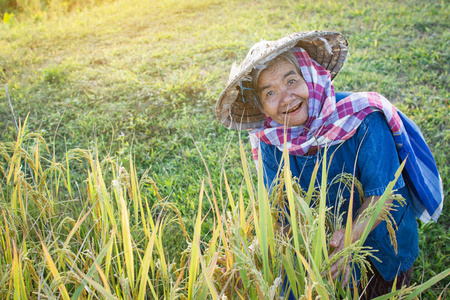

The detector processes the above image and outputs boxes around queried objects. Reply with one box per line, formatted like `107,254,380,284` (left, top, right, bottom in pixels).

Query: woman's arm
328,195,393,285
327,112,405,285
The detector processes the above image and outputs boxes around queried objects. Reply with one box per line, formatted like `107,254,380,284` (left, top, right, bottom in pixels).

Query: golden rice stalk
330,172,365,205
39,237,71,300
379,193,406,254
0,142,10,163
11,243,27,300
137,219,160,299
49,271,81,291
112,179,135,291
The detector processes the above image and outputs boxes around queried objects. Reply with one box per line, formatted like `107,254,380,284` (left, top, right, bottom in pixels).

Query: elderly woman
215,31,443,298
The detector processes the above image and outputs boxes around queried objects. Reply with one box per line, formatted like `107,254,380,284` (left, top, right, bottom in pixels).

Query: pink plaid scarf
249,47,403,163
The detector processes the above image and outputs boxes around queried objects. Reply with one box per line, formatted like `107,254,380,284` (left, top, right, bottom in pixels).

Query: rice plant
0,120,448,299
208,137,401,299
0,119,188,299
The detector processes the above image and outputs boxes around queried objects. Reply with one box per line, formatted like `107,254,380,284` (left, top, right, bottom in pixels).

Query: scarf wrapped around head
249,47,444,223
249,47,402,161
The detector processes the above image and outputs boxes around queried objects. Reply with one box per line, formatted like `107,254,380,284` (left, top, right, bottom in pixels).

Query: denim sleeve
260,142,281,192
355,111,405,197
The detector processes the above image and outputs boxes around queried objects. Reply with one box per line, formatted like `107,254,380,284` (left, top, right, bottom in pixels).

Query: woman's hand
328,229,352,286
326,195,391,286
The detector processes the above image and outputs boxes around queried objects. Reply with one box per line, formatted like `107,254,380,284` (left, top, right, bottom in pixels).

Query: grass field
1,0,449,298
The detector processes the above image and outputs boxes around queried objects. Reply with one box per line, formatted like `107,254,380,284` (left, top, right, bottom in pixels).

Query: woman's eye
288,79,296,85
266,91,275,97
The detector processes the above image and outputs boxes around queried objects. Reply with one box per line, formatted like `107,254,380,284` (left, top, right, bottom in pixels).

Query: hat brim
215,31,348,130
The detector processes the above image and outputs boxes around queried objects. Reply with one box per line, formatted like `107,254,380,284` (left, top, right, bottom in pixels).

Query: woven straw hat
215,31,348,130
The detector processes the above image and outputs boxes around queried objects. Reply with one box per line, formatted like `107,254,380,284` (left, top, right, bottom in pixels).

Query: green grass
1,0,449,298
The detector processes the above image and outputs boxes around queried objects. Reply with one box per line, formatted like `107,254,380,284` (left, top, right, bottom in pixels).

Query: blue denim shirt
260,92,419,281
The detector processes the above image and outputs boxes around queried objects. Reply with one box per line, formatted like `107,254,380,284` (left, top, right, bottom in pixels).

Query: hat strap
239,81,253,103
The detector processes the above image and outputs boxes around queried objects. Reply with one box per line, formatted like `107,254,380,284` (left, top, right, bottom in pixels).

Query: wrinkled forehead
258,59,300,84
252,51,303,90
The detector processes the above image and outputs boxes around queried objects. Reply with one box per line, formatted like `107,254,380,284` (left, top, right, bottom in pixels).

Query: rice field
1,0,449,298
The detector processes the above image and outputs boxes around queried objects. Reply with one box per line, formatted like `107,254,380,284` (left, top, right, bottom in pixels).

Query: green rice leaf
71,229,116,300
257,146,273,283
188,180,204,299
357,159,406,246
137,220,160,300
404,268,450,300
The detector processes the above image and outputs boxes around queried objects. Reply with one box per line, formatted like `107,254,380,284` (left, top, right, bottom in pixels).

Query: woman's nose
279,89,293,105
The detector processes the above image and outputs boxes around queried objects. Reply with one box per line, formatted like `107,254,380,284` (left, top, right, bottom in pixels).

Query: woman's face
257,59,309,126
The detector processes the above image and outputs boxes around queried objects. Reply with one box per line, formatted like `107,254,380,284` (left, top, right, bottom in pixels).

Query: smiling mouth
283,102,302,114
